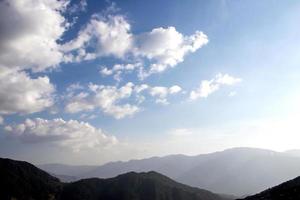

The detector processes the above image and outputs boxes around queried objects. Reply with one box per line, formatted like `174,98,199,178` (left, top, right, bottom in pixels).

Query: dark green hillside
0,158,62,200
240,176,300,200
61,171,228,200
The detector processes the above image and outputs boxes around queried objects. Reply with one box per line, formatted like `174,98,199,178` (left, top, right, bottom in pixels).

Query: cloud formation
0,0,69,115
135,27,208,78
4,118,118,152
189,73,241,100
65,82,183,118
149,85,182,105
100,63,142,82
0,0,207,118
0,0,68,72
64,14,208,78
62,14,133,61
0,67,55,114
65,82,139,119
0,0,210,120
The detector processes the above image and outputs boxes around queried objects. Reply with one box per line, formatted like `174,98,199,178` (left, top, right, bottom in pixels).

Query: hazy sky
0,0,300,165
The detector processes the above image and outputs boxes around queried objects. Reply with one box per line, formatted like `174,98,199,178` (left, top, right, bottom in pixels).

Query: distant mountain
39,163,97,177
52,173,79,182
42,147,300,196
240,176,300,200
0,158,62,200
0,157,230,200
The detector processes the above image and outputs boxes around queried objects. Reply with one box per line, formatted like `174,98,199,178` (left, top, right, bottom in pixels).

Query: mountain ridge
0,157,230,200
240,176,300,200
40,147,300,196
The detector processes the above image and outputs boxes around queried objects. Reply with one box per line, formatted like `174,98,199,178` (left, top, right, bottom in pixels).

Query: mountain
0,157,230,200
39,163,97,177
52,174,79,182
61,171,231,200
240,176,300,200
0,157,62,200
42,147,300,196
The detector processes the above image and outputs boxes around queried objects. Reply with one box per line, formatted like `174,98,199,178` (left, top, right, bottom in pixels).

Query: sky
0,0,300,165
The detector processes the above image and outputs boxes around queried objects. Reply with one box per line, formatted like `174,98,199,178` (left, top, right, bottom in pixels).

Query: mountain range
0,157,230,200
39,147,300,196
2,156,300,200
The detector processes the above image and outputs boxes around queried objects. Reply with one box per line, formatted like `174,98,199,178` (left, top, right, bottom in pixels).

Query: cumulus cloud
68,0,87,13
0,67,55,114
64,13,208,78
189,73,241,100
4,118,117,152
0,0,69,72
135,27,208,78
64,82,183,118
149,85,182,105
100,63,142,82
65,82,139,119
0,0,69,115
0,0,205,117
62,14,133,62
169,85,182,94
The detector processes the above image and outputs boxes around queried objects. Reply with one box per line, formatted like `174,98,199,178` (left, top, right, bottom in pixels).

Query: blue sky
0,0,300,165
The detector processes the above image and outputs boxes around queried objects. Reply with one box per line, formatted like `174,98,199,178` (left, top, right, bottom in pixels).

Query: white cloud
135,27,208,78
0,67,55,114
66,83,84,93
68,0,87,13
100,63,142,82
190,80,219,99
149,85,182,105
62,14,133,61
189,73,241,101
169,85,182,94
65,82,183,118
0,0,69,72
64,13,208,78
100,67,113,76
0,0,71,115
65,82,139,119
149,87,169,98
134,84,149,93
215,73,242,85
4,118,118,152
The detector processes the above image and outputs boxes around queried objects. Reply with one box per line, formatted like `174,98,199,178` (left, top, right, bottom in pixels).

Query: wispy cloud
189,73,242,100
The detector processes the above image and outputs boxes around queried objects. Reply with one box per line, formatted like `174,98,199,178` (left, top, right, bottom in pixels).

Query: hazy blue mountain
240,176,300,200
38,163,97,177
52,173,79,182
42,148,300,196
0,157,230,200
